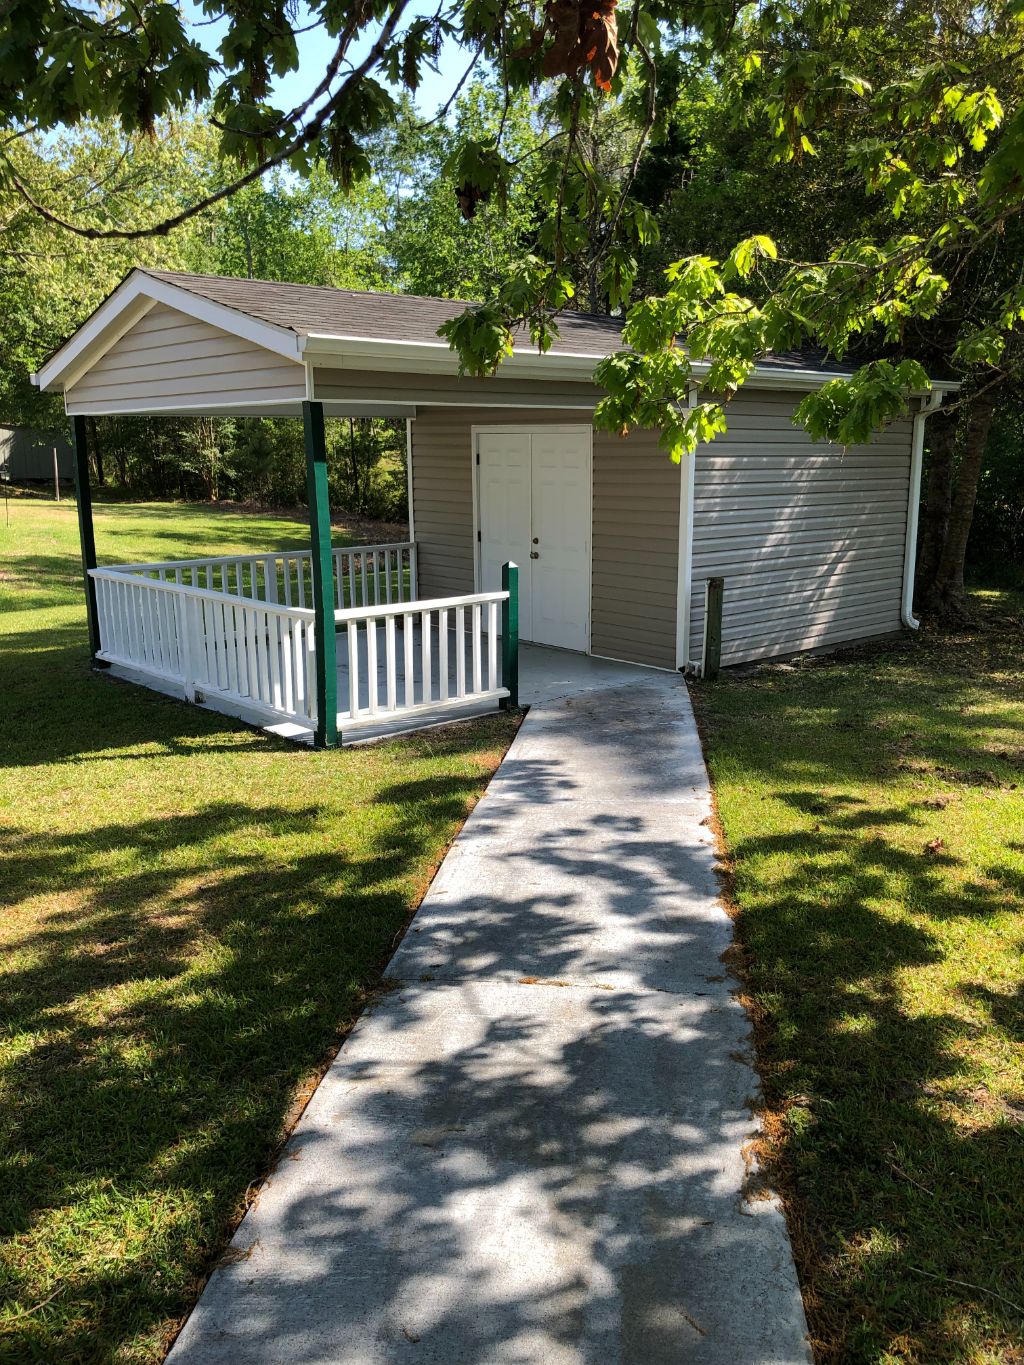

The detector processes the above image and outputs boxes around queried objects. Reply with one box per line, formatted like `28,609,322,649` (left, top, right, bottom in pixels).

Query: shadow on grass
0,618,514,1360
693,614,1024,1362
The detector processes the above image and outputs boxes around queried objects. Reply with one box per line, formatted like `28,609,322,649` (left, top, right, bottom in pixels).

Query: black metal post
71,414,102,661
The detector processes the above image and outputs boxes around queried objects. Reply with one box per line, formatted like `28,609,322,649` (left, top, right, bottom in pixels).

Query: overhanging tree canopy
3,1,1022,609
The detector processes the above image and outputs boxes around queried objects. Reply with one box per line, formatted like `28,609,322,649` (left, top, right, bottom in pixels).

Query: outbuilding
33,268,952,744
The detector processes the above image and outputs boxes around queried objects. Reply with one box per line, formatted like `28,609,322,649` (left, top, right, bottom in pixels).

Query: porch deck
327,637,654,744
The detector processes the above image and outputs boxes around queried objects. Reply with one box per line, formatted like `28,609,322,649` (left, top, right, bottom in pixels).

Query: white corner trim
675,388,699,672
35,270,305,392
901,387,946,629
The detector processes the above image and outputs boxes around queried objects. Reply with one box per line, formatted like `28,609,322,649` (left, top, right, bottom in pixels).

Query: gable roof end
32,271,305,392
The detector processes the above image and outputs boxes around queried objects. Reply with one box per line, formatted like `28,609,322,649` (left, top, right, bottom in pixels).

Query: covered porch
31,268,616,745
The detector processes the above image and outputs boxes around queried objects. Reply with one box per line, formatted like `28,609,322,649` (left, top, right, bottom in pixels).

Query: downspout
901,387,946,629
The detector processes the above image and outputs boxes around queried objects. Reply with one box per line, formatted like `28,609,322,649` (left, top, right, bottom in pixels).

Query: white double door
476,426,591,652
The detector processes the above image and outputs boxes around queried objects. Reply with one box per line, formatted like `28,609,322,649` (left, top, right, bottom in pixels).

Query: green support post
702,575,724,681
71,414,103,662
500,560,519,710
302,400,339,748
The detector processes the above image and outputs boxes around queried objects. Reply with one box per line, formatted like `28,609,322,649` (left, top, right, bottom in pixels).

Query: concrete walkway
170,662,811,1364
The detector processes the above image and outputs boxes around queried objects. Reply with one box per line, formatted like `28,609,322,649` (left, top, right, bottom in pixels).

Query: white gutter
901,386,947,629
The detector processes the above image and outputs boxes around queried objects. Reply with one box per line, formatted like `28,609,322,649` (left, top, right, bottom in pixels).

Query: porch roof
31,268,887,417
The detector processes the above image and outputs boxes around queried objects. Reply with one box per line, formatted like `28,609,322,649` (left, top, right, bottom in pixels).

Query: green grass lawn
0,495,518,1362
694,596,1024,1364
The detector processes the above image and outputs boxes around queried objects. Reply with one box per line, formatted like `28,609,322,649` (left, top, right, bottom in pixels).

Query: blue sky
180,1,473,117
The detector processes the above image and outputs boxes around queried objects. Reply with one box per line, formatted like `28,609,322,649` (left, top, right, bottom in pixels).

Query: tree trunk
113,442,127,488
927,387,999,619
87,416,105,486
348,417,362,512
915,402,959,601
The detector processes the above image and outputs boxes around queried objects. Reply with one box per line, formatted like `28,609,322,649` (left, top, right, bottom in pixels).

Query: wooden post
303,400,339,748
71,414,102,661
702,576,724,681
53,447,60,502
500,560,519,710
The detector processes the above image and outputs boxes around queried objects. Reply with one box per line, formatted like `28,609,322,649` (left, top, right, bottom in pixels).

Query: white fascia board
301,334,954,394
301,334,601,381
35,270,304,392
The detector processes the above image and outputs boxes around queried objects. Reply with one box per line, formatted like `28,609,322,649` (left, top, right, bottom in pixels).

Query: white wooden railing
89,543,515,738
104,542,417,613
335,591,508,727
91,568,318,725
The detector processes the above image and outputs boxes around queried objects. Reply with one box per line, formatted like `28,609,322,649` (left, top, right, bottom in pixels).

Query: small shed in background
0,425,72,483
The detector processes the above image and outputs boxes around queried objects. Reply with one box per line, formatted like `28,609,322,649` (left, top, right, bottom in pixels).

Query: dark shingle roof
142,269,853,374
143,270,626,357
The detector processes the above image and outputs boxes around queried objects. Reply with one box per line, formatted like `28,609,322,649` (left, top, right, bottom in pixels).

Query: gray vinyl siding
315,367,601,410
65,303,305,414
591,426,678,668
409,408,680,669
688,390,912,666
410,407,479,599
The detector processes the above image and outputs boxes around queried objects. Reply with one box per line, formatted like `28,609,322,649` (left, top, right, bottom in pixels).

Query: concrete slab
169,663,812,1365
390,816,730,993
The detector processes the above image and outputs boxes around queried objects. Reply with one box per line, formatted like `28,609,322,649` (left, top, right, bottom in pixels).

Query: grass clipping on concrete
695,592,1024,1365
0,497,518,1361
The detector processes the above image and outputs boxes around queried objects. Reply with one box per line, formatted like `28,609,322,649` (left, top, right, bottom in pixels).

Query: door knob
532,537,539,544
530,551,539,559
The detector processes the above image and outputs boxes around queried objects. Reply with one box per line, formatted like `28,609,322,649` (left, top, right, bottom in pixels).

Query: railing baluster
404,612,415,707
292,618,305,715
366,617,379,714
306,624,318,722
157,591,171,673
385,615,397,710
241,604,257,697
421,610,432,703
223,599,239,695
347,619,360,719
268,612,283,709
472,603,482,693
455,606,466,698
360,552,369,609
438,609,449,702
494,600,502,693
256,608,271,704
